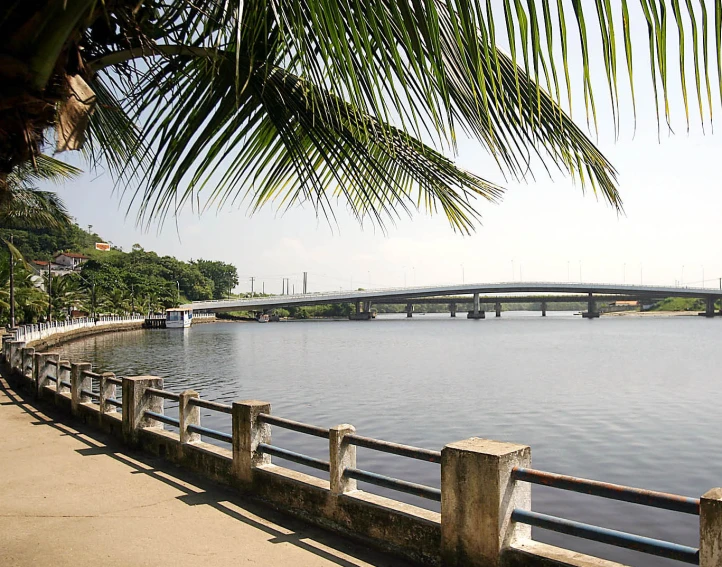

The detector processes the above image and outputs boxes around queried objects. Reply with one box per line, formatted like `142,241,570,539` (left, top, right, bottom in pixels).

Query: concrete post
541,301,547,317
330,424,357,495
71,362,93,415
232,400,271,484
495,302,502,317
99,372,117,414
121,376,164,445
9,341,24,374
34,353,58,399
21,347,34,379
57,360,71,395
179,390,201,444
2,335,12,363
700,488,722,567
450,302,456,317
406,302,413,318
441,438,531,567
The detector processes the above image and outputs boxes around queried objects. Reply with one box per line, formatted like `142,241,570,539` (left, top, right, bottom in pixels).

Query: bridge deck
184,282,722,312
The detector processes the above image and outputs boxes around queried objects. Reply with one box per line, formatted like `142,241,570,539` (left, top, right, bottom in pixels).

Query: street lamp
461,264,465,284
176,281,180,305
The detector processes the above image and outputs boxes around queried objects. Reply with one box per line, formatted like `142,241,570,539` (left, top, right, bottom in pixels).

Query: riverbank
604,310,701,317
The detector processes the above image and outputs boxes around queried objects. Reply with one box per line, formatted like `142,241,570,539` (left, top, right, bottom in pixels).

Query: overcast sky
48,5,722,294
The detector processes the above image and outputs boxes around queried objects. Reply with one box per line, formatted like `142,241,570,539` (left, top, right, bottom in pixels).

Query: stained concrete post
700,488,722,567
34,353,58,399
9,341,24,374
179,390,201,444
21,347,34,379
330,424,357,495
441,438,531,567
541,301,547,317
232,400,271,484
450,302,456,317
495,302,502,317
121,376,164,445
71,362,93,415
57,360,71,395
406,303,413,318
99,372,117,414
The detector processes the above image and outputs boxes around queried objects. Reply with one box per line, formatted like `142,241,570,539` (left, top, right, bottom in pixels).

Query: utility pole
47,262,52,322
303,272,307,294
131,284,135,315
250,276,255,297
262,281,265,294
9,235,15,328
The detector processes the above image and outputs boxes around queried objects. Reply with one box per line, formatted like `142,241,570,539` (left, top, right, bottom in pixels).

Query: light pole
579,260,582,283
8,235,15,328
567,260,570,282
681,265,685,287
511,260,514,282
461,264,465,284
176,281,180,305
702,266,705,288
623,263,626,285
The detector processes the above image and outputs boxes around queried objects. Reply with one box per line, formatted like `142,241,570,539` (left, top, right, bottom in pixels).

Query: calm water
58,313,722,566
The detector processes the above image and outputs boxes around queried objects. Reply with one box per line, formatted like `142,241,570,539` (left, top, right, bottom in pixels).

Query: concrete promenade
0,376,407,567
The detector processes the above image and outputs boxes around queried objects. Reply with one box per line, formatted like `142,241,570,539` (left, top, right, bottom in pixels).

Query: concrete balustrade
179,390,200,444
3,342,722,567
34,352,58,398
99,372,117,415
232,401,271,484
122,376,164,445
70,362,93,415
329,424,356,495
56,360,71,396
21,347,34,378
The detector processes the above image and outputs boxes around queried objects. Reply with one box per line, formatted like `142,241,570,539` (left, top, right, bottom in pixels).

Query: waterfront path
0,376,408,567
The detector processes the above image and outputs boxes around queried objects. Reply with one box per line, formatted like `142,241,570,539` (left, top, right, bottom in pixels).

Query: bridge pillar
450,302,456,317
467,293,485,319
541,301,547,317
703,297,716,318
582,292,600,319
406,302,413,318
495,302,501,318
349,299,373,320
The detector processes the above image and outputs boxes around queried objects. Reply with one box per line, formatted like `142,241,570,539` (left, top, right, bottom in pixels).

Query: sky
45,4,722,295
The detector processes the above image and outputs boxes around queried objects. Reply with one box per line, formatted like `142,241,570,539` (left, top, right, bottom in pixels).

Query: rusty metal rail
512,467,700,515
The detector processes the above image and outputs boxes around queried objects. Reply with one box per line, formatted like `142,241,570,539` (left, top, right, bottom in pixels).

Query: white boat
257,314,270,323
166,308,193,328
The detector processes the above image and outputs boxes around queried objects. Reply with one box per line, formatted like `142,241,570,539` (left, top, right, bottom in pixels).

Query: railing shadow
0,373,413,567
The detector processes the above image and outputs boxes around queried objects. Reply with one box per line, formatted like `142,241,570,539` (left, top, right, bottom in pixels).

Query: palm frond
0,187,72,230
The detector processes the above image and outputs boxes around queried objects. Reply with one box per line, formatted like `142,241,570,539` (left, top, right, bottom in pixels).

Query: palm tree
1,154,79,230
0,2,717,231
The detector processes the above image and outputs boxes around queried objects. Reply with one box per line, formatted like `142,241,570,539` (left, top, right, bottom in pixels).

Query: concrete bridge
185,282,722,320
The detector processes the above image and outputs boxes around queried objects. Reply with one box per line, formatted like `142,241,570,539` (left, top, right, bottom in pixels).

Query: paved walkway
0,376,410,567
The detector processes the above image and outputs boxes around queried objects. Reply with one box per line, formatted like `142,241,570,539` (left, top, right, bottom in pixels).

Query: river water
58,312,722,567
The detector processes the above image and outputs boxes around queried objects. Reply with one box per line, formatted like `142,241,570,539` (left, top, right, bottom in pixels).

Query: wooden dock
143,318,166,329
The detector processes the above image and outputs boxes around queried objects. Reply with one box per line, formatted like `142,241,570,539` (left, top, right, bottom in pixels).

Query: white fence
12,315,145,343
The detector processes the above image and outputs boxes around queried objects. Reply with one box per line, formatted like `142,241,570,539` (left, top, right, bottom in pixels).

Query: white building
53,252,89,271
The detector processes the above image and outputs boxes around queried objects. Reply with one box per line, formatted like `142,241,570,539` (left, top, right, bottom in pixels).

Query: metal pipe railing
187,424,232,443
512,467,700,515
511,509,699,564
257,413,330,439
143,410,179,427
146,388,180,402
346,434,441,463
344,467,441,501
187,398,232,415
257,443,330,472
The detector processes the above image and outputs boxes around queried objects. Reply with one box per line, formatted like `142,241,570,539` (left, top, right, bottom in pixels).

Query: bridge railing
3,341,721,567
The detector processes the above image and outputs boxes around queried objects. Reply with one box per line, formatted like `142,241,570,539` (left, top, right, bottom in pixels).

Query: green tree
193,260,239,300
5,2,720,230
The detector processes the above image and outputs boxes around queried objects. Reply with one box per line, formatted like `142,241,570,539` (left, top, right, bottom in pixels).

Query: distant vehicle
166,308,193,328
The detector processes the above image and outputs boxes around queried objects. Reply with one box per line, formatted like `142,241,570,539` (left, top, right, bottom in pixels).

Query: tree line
1,224,238,325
